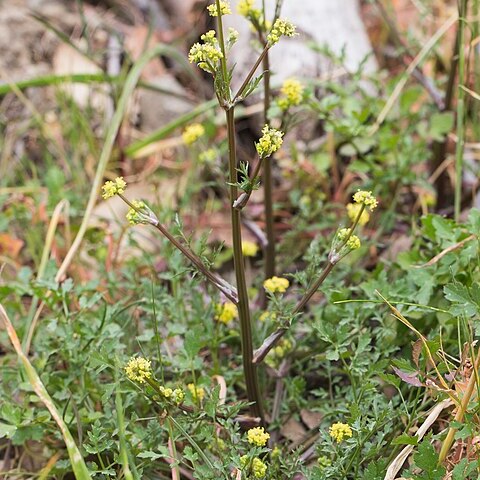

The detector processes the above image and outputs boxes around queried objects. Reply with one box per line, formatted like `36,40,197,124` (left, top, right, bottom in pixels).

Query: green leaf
444,284,480,317
413,439,446,480
184,327,203,358
0,422,17,438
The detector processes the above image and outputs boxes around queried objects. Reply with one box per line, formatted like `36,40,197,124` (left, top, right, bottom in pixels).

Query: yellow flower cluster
247,427,270,447
189,31,223,73
159,386,185,405
187,383,205,402
256,124,284,158
207,0,231,16
215,302,238,324
337,228,361,251
329,422,353,443
126,200,147,225
182,123,205,145
267,19,297,45
240,456,267,478
102,177,126,200
237,0,259,16
278,78,304,110
242,240,259,257
199,148,217,164
346,202,370,226
125,356,152,384
353,190,378,211
263,276,289,294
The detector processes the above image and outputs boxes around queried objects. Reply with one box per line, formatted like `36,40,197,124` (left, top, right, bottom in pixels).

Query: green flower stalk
253,190,378,364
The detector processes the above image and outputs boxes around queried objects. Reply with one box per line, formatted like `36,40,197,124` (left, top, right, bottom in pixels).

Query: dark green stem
253,204,366,364
119,194,238,304
233,46,270,103
226,107,264,420
262,51,276,279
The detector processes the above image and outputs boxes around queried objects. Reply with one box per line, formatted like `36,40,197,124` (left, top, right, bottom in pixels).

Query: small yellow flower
215,302,238,324
182,123,205,145
188,383,205,402
278,78,304,110
247,427,270,446
102,177,126,199
172,388,185,405
329,422,353,443
353,190,378,211
159,386,173,398
189,31,223,73
256,125,284,158
207,0,231,16
251,457,267,478
240,456,267,479
242,240,259,257
237,0,259,16
267,18,297,45
124,356,152,384
336,228,361,250
346,202,370,226
126,200,147,225
263,276,289,294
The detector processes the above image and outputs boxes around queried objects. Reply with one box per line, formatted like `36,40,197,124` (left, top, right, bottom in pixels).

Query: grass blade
0,304,92,480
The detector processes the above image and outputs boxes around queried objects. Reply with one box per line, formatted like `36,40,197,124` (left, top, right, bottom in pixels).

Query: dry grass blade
384,399,453,480
24,199,70,353
0,304,92,480
54,44,171,284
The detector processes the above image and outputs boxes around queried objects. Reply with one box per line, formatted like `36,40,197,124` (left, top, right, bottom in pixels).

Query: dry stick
369,13,458,136
438,347,480,464
431,27,460,206
454,0,468,221
119,195,238,304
